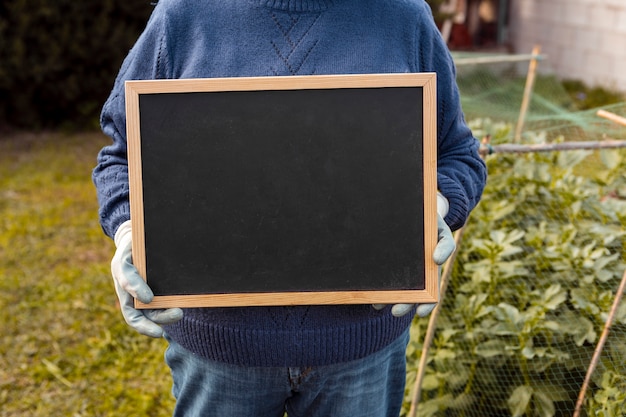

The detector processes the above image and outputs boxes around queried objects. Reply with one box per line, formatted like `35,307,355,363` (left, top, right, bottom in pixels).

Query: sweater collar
260,0,333,12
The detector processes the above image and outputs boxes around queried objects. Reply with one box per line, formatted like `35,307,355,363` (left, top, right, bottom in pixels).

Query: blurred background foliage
0,0,457,130
0,0,620,131
0,0,154,130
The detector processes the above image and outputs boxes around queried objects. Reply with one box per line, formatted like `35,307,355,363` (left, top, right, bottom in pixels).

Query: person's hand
111,220,183,337
373,193,456,317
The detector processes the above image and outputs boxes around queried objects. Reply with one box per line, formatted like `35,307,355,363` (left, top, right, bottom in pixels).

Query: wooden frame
125,73,438,308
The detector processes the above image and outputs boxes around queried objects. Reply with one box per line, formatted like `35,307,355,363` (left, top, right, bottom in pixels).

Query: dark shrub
0,1,154,129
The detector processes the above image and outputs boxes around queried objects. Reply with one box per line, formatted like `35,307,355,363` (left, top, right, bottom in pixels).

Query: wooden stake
514,45,541,143
407,226,467,417
597,109,626,127
441,0,459,44
573,268,626,417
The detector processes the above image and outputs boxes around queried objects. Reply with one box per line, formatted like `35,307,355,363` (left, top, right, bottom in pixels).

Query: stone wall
508,0,626,92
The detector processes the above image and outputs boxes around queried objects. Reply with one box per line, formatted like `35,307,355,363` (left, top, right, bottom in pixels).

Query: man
93,1,487,415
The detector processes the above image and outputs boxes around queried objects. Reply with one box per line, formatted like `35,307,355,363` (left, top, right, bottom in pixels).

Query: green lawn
0,132,174,417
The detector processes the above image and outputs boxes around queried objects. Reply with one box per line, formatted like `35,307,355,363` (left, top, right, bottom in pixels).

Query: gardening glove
111,220,183,338
373,192,455,317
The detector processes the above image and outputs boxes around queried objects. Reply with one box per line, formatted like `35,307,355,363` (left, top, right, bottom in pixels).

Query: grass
0,131,174,417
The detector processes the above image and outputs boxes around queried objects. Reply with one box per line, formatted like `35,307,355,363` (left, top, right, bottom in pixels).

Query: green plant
587,370,626,417
562,79,626,111
406,120,626,417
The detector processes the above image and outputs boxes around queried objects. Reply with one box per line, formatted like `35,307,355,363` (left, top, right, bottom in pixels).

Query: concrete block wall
508,0,626,93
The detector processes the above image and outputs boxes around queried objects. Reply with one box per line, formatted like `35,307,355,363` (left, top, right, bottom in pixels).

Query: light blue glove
373,193,456,317
111,220,183,337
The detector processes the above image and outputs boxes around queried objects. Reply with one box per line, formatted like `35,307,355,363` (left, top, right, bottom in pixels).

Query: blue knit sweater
93,0,486,367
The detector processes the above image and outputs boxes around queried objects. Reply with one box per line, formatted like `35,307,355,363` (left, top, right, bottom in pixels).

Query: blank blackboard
125,74,438,308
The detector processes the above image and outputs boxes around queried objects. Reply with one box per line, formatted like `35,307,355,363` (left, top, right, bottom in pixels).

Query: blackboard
125,73,438,308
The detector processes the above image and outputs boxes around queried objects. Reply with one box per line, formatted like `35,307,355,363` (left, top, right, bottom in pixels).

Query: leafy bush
562,79,626,111
0,1,154,129
406,120,626,417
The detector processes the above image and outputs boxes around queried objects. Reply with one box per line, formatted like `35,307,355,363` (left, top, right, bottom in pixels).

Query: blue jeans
164,329,410,417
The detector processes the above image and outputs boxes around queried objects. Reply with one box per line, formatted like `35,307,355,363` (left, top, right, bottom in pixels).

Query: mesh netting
454,53,626,143
404,53,626,417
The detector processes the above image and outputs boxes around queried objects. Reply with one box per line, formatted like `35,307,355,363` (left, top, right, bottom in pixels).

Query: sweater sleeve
415,3,487,231
92,5,171,239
